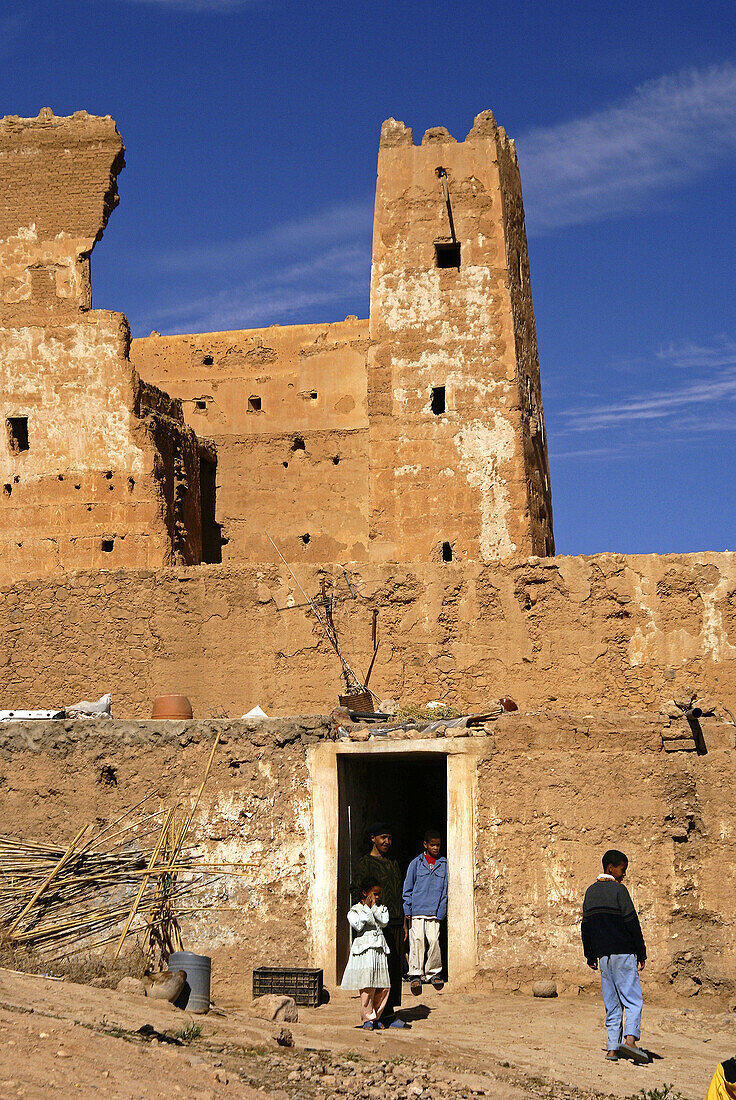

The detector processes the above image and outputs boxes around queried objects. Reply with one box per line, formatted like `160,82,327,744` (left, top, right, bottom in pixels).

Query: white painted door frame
308,738,480,988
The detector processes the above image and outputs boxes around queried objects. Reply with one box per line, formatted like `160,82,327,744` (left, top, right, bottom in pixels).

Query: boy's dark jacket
581,878,646,964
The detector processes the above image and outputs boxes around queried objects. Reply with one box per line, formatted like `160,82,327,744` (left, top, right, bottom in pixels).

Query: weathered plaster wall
367,112,554,564
1,715,734,1001
0,110,204,579
132,321,370,562
0,552,735,718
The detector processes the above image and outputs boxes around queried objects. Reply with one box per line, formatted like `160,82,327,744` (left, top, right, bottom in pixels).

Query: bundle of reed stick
0,733,247,966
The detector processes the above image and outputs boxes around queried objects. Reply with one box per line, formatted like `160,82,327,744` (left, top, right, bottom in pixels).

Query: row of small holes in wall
3,473,134,497
282,437,340,469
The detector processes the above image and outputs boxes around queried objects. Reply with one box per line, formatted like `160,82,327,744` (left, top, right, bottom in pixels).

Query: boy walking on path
582,849,649,1064
403,829,448,994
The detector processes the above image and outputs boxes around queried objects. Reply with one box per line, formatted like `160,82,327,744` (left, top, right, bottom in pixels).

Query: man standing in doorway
351,822,407,1027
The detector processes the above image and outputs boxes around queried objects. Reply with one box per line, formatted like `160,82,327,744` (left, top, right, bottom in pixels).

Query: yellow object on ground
705,1064,736,1100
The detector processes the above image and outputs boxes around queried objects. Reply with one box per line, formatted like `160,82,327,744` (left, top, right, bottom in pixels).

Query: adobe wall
131,319,370,562
0,551,734,718
1,714,734,1002
0,110,203,580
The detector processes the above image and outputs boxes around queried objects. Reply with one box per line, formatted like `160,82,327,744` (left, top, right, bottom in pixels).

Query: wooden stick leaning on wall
5,824,90,937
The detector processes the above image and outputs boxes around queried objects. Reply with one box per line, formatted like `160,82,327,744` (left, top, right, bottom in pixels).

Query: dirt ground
0,968,728,1100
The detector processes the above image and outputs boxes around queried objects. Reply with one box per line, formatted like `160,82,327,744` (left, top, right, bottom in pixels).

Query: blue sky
3,0,735,556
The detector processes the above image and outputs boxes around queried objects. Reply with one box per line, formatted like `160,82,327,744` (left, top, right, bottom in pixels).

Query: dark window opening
199,451,222,564
283,461,289,469
291,437,305,452
127,477,135,492
248,395,262,412
300,533,311,545
431,386,446,415
57,474,64,481
309,390,318,400
3,484,11,497
6,417,29,454
434,241,461,269
203,354,214,366
105,471,113,480
195,400,207,410
332,456,340,465
101,538,114,553
442,541,453,562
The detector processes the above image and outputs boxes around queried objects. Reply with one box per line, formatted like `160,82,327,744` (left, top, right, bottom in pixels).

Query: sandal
617,1043,650,1064
410,979,422,995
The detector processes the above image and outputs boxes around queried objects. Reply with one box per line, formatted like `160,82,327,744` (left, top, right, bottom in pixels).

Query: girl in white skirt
341,878,391,1030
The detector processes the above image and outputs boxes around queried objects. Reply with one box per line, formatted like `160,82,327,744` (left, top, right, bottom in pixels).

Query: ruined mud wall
473,713,736,998
132,321,370,563
0,552,734,718
367,113,554,564
2,714,735,1000
0,718,321,998
0,110,203,580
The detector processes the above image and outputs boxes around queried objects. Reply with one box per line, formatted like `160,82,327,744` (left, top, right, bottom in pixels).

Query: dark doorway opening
199,448,222,564
337,753,448,982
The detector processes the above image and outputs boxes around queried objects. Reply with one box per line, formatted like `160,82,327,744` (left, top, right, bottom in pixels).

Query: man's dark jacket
581,877,646,965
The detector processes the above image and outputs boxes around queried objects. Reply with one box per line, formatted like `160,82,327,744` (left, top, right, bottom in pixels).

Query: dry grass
0,941,147,988
393,703,462,723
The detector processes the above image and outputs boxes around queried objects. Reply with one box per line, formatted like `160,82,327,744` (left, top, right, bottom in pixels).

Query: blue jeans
599,954,643,1050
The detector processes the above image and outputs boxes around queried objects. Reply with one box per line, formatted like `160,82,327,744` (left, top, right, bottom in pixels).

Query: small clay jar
151,694,193,719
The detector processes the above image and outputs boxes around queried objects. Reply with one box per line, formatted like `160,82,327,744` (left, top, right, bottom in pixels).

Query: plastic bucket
168,950,211,1013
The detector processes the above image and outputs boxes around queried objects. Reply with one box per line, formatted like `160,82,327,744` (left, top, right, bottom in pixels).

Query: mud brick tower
367,111,554,563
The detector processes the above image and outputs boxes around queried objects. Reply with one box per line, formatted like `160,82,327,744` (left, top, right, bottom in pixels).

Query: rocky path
0,968,725,1099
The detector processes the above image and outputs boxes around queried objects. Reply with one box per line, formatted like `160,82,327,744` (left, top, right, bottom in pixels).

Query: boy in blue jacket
402,828,448,994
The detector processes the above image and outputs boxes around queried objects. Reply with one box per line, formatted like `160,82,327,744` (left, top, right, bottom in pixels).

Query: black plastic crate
252,966,323,1007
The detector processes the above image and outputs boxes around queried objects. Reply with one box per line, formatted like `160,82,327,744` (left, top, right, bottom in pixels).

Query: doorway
336,753,448,980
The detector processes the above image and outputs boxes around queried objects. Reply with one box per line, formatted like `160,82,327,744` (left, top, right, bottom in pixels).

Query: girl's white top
346,903,390,955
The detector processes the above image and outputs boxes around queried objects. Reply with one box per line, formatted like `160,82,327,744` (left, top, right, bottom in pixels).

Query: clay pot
151,694,193,719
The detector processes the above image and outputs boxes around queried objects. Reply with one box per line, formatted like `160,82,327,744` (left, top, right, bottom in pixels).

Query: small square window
195,400,207,410
101,538,114,553
203,354,214,366
6,416,29,454
431,386,446,415
435,241,461,269
248,395,262,412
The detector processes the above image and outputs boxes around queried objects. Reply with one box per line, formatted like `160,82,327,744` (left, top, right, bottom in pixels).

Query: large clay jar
151,694,193,719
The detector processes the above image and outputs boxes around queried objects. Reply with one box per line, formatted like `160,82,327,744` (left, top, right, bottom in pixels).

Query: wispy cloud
519,62,736,233
136,197,373,333
139,242,370,334
158,199,373,274
560,337,736,433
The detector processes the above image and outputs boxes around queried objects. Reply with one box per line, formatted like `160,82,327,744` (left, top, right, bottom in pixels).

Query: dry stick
5,824,90,937
82,792,161,852
265,532,364,691
112,808,174,962
171,733,221,866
